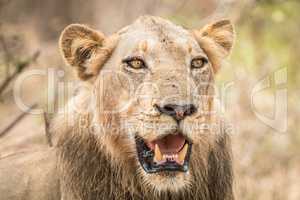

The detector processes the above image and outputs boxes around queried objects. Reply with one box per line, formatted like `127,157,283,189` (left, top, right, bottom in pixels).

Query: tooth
172,155,176,161
178,143,188,164
154,144,163,162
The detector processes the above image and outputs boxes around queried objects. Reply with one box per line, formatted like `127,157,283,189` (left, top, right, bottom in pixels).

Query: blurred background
0,0,299,199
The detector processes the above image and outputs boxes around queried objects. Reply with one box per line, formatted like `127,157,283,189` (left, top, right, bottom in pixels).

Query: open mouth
135,133,192,173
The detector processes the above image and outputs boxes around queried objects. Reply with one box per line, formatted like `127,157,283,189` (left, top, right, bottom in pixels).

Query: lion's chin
141,170,191,192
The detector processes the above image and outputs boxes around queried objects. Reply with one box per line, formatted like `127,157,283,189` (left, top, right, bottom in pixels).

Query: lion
0,16,235,200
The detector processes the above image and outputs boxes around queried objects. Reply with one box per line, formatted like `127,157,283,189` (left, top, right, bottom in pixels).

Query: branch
0,34,12,77
0,51,40,97
0,103,38,138
43,111,53,147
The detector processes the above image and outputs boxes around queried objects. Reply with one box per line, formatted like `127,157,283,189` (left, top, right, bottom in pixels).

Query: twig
43,111,53,147
0,103,38,138
0,51,40,97
0,34,12,77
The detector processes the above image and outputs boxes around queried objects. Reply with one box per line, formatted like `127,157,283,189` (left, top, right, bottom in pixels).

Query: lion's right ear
59,24,118,80
192,19,235,73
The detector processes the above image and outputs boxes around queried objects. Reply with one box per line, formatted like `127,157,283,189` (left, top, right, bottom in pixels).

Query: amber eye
123,57,146,69
191,57,208,69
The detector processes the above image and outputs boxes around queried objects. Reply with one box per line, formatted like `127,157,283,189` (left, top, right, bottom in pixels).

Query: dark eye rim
122,56,147,69
191,57,208,69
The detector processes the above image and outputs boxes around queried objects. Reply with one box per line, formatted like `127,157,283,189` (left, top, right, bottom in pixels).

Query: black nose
155,104,197,121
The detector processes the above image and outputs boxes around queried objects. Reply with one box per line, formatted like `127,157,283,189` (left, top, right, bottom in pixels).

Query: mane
50,87,234,200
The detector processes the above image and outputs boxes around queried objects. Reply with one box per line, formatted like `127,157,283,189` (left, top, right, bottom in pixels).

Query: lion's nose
155,104,197,121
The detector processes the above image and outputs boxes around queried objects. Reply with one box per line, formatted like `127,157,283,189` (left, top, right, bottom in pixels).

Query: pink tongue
154,134,186,154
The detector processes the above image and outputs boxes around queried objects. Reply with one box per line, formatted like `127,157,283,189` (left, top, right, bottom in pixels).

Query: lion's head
58,16,234,195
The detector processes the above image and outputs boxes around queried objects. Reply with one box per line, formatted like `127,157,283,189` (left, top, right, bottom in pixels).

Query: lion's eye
124,57,146,69
191,57,208,69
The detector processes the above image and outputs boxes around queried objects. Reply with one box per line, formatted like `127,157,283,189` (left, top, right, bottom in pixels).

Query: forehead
118,16,203,56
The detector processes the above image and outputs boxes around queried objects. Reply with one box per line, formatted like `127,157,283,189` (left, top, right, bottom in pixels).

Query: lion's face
59,16,234,192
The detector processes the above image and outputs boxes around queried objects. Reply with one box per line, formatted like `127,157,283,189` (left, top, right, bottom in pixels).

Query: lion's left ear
193,19,235,73
59,24,118,80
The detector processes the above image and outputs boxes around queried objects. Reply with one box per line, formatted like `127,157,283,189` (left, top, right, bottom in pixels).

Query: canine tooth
154,144,163,162
178,143,188,163
172,154,176,161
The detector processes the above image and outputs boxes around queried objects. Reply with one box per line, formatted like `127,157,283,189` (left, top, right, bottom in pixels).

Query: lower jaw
135,136,192,174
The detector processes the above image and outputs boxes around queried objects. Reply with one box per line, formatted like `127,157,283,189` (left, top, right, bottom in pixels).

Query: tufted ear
193,19,235,73
59,24,118,80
